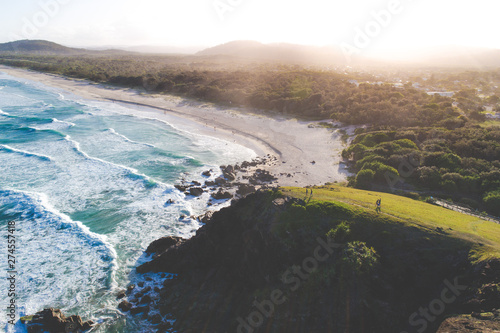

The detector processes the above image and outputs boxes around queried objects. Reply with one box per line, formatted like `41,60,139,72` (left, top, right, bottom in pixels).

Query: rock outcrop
22,308,93,333
145,236,184,256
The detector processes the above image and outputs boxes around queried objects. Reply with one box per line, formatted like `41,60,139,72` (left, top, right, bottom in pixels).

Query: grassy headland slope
283,185,500,262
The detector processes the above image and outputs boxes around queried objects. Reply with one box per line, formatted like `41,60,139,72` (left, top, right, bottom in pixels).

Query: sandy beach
0,65,353,187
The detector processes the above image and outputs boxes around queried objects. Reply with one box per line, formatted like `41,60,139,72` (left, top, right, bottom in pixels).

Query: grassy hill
0,40,83,54
283,185,500,262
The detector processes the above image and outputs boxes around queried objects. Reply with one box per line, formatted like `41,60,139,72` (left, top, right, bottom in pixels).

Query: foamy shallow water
0,72,255,332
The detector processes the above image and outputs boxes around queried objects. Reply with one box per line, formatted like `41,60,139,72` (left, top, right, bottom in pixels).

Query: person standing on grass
376,198,381,213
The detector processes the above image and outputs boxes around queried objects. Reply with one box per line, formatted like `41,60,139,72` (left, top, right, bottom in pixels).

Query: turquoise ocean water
0,72,254,332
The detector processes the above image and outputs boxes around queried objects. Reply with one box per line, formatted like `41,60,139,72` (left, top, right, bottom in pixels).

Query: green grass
282,185,500,262
479,120,500,128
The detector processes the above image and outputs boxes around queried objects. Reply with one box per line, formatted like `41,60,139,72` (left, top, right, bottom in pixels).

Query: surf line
104,98,282,157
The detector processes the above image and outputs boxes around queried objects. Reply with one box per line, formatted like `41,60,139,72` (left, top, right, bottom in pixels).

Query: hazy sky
1,0,499,54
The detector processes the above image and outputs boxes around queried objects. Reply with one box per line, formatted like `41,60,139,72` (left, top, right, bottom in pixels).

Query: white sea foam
0,189,118,325
52,118,75,127
0,144,53,162
107,128,156,148
63,135,160,187
34,117,75,131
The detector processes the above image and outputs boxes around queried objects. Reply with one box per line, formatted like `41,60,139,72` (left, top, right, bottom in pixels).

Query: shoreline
0,65,353,187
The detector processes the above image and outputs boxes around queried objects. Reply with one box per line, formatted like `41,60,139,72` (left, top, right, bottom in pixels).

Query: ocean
0,72,255,332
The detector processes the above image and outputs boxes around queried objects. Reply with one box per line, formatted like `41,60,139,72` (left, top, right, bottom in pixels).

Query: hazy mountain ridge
197,40,500,68
196,40,347,65
0,40,83,54
1,39,500,68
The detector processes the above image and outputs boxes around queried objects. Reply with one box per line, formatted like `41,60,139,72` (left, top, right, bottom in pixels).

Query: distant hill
122,45,203,54
0,40,85,54
198,41,500,68
197,40,348,65
418,46,500,68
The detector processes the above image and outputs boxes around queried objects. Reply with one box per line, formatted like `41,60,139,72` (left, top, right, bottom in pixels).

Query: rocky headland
121,190,500,333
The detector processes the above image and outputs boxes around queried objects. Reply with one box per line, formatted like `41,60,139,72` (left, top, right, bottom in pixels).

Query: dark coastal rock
221,165,237,181
236,184,256,196
205,180,216,186
197,211,214,224
119,300,133,312
145,236,184,255
202,170,211,177
220,165,234,174
126,284,135,295
191,180,201,186
214,177,227,185
150,313,163,325
174,184,188,192
211,188,233,200
23,308,93,333
140,295,152,304
116,290,126,300
141,286,152,294
189,187,204,197
223,171,236,181
248,169,277,185
130,305,149,315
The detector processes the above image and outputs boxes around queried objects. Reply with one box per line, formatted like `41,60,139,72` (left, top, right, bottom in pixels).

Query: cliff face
137,191,293,288
135,190,500,333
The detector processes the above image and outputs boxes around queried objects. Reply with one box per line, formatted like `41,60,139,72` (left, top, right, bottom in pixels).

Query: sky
1,0,499,54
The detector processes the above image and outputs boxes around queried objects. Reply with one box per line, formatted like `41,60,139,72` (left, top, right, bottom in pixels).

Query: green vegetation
263,188,498,331
282,185,500,261
342,126,500,215
341,241,379,277
2,53,499,127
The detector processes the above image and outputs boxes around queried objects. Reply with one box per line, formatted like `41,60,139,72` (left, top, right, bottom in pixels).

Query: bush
483,191,500,216
341,241,379,276
393,138,418,150
355,169,375,189
326,222,351,243
362,161,399,184
440,179,458,192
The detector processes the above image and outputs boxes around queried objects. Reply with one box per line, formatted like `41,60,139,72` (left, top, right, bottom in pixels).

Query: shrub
326,222,351,243
341,241,379,276
393,138,419,150
355,169,375,189
362,161,399,184
483,191,500,216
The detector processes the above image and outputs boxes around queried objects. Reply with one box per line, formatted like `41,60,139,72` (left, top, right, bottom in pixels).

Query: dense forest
1,53,498,126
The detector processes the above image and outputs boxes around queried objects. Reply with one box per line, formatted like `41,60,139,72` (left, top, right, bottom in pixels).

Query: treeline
342,126,500,215
410,69,500,98
0,54,478,126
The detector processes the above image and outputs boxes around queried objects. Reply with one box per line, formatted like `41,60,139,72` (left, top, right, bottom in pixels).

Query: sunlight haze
1,0,499,53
